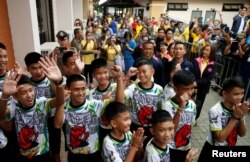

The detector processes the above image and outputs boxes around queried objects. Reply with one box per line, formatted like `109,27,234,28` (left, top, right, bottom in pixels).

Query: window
204,11,216,24
191,10,202,22
167,3,188,11
222,3,244,11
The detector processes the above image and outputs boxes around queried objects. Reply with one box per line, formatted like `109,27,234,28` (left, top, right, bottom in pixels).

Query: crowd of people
0,5,250,162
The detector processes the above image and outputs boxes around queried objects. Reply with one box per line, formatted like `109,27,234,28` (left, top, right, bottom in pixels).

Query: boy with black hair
144,109,198,162
0,42,8,91
89,58,117,147
163,70,196,162
0,56,64,162
198,77,249,162
62,50,85,76
24,52,62,162
102,101,146,162
54,65,124,162
123,58,163,146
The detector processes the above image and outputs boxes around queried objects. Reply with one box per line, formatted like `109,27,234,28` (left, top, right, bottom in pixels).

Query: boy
54,65,124,162
0,56,64,162
144,109,198,162
102,101,146,162
198,77,249,161
89,58,117,146
24,52,61,162
163,70,196,162
124,58,164,146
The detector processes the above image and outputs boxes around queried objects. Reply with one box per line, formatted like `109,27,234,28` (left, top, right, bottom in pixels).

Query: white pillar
7,0,40,67
53,0,74,41
73,0,83,21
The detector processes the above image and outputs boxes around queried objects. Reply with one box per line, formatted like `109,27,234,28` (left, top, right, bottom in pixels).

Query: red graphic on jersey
70,126,89,149
175,124,191,148
19,126,39,150
138,106,154,126
101,114,109,127
227,127,237,146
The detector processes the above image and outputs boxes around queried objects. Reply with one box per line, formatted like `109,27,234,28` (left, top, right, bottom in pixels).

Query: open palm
3,70,21,95
39,56,62,82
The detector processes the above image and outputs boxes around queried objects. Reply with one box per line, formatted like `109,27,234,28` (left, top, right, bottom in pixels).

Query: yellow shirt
104,44,121,61
183,27,190,42
134,25,143,40
191,33,201,53
81,40,95,65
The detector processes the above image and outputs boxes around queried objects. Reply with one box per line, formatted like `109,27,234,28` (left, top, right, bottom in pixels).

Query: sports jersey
206,102,240,146
102,132,132,162
125,82,163,127
163,98,196,150
63,99,109,154
0,73,6,92
0,128,7,149
31,77,55,98
144,138,170,162
7,97,52,157
88,82,117,129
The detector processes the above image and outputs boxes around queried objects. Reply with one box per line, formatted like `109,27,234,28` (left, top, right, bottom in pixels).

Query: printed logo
138,106,154,126
175,124,191,148
19,126,39,150
70,125,89,149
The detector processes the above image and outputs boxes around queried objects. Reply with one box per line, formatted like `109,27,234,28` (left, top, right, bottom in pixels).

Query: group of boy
0,39,249,162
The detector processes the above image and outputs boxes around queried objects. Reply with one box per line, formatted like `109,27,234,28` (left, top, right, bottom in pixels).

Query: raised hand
180,92,189,109
73,52,84,72
14,61,29,76
185,148,198,162
131,127,147,148
2,70,21,96
127,67,138,77
38,56,62,83
111,65,123,79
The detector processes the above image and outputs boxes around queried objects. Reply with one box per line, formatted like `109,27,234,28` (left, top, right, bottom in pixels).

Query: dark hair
158,28,165,33
91,58,108,73
160,42,168,47
167,43,175,51
85,31,92,36
62,51,74,66
24,52,42,67
149,109,172,127
17,75,33,86
124,31,132,39
222,77,245,92
240,6,247,10
165,60,179,83
165,28,173,34
74,28,82,36
134,57,153,68
174,42,186,50
173,70,195,87
143,40,154,48
105,101,130,122
0,42,6,50
66,74,86,87
201,45,217,61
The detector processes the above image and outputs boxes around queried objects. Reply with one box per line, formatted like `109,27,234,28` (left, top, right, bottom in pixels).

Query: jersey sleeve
162,100,175,118
102,137,123,162
124,84,134,106
144,144,160,162
208,109,222,131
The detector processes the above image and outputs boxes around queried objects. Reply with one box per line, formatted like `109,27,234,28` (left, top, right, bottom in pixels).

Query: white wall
53,0,74,41
73,0,83,22
7,0,40,67
165,0,250,28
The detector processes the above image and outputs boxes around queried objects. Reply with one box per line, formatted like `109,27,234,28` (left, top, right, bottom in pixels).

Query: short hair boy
0,42,8,91
163,70,196,162
102,101,145,162
198,77,249,161
54,65,124,162
62,50,84,76
124,58,164,146
144,110,198,162
0,56,64,162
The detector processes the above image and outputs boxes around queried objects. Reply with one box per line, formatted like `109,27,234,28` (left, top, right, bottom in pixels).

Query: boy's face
92,67,109,85
64,56,81,75
137,65,154,84
150,121,175,145
0,48,8,72
16,84,35,108
69,80,87,105
223,87,244,106
174,83,195,99
143,43,154,59
174,44,186,59
27,63,45,81
112,111,131,133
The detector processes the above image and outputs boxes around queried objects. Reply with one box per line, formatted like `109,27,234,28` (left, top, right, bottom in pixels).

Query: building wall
0,0,15,68
164,0,250,28
149,0,165,20
7,0,40,67
73,0,83,21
